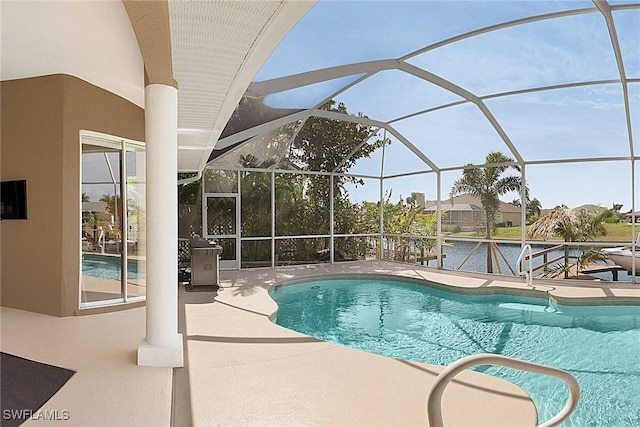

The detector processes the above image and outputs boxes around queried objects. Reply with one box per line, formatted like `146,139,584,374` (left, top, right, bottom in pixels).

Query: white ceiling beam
331,129,380,173
288,109,442,173
215,107,441,173
246,59,399,97
216,110,311,150
384,125,440,173
398,62,525,165
400,7,598,61
593,0,634,158
388,79,622,125
216,108,384,152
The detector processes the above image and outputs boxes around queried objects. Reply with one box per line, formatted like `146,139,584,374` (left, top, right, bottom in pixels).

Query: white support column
436,172,442,269
520,165,527,245
379,141,386,259
330,174,335,264
632,160,636,282
271,170,275,268
138,84,184,368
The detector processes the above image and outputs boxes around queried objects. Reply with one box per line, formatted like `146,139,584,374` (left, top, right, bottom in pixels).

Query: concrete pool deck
3,260,639,426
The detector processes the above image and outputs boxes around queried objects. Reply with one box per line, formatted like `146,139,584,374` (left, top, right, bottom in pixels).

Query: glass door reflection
80,133,146,308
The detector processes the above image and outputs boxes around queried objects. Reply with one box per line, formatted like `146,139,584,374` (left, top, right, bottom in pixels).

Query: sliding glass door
80,131,145,308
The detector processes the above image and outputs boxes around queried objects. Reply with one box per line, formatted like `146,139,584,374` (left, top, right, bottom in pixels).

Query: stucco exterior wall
1,74,144,316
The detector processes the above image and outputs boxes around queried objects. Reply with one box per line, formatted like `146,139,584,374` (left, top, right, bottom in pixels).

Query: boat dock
546,263,627,281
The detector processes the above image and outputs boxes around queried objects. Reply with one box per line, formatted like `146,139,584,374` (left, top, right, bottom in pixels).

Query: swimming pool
271,277,640,426
82,255,144,281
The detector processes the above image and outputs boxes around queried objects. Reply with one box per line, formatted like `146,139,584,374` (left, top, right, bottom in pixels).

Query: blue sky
253,1,640,211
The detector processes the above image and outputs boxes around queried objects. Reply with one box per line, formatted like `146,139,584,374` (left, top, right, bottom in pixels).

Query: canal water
429,240,635,283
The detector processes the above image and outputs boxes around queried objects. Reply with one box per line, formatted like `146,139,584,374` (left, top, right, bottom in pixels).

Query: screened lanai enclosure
178,1,640,282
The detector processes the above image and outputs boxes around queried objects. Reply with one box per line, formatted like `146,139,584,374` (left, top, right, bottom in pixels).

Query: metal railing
426,353,580,427
97,228,106,254
517,244,533,285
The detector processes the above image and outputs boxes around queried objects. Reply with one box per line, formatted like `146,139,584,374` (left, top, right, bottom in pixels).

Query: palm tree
526,198,542,223
450,151,525,273
512,197,542,223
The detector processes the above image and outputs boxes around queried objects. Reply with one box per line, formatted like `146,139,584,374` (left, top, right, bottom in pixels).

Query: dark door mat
1,352,75,427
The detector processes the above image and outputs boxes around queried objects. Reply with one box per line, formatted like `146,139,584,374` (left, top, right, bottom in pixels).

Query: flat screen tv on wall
1,180,28,220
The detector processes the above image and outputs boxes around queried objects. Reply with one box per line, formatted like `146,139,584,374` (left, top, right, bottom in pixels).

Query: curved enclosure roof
210,0,640,209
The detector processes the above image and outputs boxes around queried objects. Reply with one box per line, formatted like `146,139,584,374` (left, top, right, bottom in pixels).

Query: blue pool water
82,255,143,281
271,278,640,426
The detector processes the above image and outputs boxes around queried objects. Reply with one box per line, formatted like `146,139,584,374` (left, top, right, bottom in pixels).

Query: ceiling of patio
0,0,315,173
211,1,640,176
169,1,315,171
2,1,638,180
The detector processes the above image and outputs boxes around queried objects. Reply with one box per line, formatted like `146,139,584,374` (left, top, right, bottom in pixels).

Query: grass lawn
449,222,637,242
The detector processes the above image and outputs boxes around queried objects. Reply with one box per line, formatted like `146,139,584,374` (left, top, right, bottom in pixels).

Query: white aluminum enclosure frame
201,2,639,280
